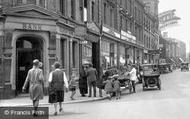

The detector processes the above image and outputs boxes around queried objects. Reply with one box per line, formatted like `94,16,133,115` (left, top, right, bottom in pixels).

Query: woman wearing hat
22,59,44,117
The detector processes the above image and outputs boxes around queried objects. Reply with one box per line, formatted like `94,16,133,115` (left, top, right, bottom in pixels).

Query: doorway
16,36,43,95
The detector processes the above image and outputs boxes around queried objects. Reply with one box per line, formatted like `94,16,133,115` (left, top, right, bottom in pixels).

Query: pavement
0,87,127,107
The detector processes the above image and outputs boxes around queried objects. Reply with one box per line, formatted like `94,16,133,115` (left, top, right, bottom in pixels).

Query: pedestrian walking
86,63,97,97
69,73,77,100
129,64,137,93
79,65,88,97
48,62,69,115
22,59,44,117
103,77,113,100
113,78,121,100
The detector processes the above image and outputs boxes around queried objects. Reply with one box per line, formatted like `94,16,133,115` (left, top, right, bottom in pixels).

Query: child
113,78,121,100
69,73,77,100
103,77,113,100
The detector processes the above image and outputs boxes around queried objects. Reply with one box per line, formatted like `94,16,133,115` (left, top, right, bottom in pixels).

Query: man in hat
22,59,44,117
86,63,98,97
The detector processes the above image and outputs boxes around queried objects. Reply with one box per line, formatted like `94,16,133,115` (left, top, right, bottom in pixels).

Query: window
39,0,45,8
103,3,107,24
61,39,66,68
60,0,66,15
110,8,113,27
27,0,36,4
79,0,83,21
91,1,95,21
72,41,77,68
71,0,76,19
16,0,22,5
114,8,118,30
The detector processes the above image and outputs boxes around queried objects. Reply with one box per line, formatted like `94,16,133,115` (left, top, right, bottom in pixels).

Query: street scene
0,0,190,119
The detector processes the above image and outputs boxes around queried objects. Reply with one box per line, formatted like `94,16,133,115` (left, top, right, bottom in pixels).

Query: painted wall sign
23,23,42,30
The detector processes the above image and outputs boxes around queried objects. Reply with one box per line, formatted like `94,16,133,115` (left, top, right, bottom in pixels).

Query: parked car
140,64,161,90
181,62,189,71
158,63,172,74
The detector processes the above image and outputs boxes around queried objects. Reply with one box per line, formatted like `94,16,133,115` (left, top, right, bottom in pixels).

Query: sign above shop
23,23,42,30
121,30,136,44
103,26,120,39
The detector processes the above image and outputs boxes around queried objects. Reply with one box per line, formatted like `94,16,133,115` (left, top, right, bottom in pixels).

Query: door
16,36,43,95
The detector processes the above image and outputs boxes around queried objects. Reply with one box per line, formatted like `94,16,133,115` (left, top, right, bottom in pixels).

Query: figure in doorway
22,59,44,117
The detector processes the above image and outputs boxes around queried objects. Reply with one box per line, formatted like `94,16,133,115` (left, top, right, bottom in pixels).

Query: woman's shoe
33,112,38,117
59,108,63,112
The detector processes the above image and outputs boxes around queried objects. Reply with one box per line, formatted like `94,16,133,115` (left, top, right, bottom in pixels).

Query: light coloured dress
23,67,44,101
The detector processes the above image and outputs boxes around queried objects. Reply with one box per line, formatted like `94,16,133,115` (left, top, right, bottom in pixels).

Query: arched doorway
16,36,43,95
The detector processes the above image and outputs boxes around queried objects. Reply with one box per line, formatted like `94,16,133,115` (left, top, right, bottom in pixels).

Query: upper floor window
27,0,36,4
39,0,45,8
16,0,22,5
71,0,76,20
60,0,66,16
110,8,113,27
103,3,107,24
91,1,95,22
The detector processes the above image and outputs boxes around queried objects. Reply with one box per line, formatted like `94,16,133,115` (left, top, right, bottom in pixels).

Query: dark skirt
79,77,88,94
49,90,64,103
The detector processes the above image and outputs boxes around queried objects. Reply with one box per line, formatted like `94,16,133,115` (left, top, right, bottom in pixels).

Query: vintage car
181,62,189,71
140,64,161,90
158,63,172,74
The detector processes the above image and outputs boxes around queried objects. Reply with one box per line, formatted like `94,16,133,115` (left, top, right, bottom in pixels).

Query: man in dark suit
86,63,97,97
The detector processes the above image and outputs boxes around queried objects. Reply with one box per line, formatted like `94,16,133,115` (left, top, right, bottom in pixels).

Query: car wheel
158,78,161,90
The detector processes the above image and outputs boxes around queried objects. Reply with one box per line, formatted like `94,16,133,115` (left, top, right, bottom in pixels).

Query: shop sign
23,23,42,30
121,30,136,44
103,26,120,39
60,27,74,36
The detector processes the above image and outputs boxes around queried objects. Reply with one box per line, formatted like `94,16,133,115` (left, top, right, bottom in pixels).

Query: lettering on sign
23,23,42,30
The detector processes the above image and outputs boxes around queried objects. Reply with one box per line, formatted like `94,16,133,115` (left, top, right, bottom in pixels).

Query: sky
159,0,190,53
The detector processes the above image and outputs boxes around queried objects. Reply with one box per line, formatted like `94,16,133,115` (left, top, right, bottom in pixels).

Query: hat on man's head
33,59,39,66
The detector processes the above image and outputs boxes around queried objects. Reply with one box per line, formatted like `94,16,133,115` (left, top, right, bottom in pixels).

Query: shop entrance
16,36,43,95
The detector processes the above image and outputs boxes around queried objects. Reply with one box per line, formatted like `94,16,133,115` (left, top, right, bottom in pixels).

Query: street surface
48,70,190,119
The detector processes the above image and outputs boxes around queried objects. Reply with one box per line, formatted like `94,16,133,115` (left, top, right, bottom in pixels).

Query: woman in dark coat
79,65,88,97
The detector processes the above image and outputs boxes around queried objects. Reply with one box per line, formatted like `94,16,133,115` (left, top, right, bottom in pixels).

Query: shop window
110,43,114,67
72,41,77,68
61,39,66,68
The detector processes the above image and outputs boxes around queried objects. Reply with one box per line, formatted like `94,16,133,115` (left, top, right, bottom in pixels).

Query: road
48,70,190,119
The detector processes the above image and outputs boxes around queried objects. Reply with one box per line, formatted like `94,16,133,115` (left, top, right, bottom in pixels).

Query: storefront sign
121,30,136,44
60,27,74,36
23,23,42,30
103,26,120,39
